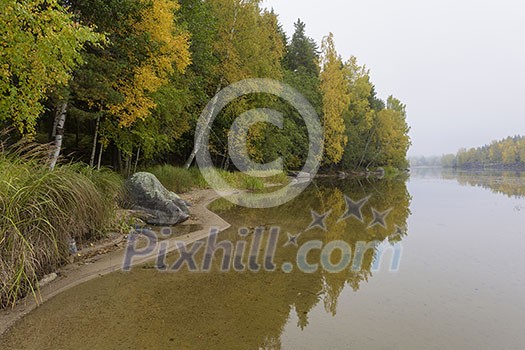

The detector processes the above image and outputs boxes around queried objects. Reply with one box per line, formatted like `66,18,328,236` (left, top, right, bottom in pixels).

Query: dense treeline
0,0,411,309
442,135,525,169
409,155,442,168
0,0,410,172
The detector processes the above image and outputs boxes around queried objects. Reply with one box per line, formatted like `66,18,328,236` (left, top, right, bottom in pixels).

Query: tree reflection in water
0,178,412,350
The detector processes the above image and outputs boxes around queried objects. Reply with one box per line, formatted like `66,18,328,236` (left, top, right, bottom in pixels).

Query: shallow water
1,169,524,349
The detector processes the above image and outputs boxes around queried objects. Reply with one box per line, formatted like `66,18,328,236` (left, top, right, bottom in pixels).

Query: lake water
1,169,524,349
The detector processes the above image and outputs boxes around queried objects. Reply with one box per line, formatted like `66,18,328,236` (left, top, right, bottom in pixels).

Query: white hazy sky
263,0,525,156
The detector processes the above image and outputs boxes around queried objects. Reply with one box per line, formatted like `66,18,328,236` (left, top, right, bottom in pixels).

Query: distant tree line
1,0,411,173
409,155,442,167
441,135,525,169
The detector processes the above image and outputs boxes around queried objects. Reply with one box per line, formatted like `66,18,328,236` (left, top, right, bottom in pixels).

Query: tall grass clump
214,169,265,191
146,165,289,193
0,150,123,308
146,165,207,193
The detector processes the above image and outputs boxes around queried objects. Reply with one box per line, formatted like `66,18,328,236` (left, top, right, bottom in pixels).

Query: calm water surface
1,169,524,349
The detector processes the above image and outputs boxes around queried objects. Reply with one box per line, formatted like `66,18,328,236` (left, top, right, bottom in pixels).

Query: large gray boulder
126,172,190,226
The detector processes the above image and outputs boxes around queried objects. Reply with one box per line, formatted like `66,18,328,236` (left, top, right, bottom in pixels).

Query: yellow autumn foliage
109,0,191,127
320,33,350,165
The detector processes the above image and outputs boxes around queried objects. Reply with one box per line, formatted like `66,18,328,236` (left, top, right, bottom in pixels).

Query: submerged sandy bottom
1,171,524,349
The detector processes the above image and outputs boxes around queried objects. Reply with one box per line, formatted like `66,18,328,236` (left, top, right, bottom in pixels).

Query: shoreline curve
0,188,231,336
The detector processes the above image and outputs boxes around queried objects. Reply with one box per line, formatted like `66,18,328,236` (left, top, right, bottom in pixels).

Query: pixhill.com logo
123,79,404,274
123,194,405,274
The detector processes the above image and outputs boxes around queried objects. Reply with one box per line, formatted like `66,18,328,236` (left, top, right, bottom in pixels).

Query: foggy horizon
264,0,525,157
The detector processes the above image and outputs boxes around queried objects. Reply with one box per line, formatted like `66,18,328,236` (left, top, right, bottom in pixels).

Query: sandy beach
0,188,230,336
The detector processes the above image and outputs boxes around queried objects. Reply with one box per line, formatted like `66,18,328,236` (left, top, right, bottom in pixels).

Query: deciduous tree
319,33,349,165
0,0,101,134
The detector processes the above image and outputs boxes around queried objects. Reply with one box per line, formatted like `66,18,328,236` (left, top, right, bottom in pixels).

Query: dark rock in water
126,172,190,226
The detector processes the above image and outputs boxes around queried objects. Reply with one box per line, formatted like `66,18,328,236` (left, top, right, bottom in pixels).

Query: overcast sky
263,0,525,156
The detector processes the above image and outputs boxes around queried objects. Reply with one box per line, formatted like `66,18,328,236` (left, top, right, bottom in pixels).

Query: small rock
38,273,58,288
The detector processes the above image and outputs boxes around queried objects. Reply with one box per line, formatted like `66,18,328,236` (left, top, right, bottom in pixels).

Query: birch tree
319,33,349,165
0,0,101,135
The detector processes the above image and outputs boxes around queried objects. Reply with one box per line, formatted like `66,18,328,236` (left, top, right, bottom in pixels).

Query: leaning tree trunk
96,142,104,170
89,114,100,167
49,102,68,170
184,5,239,169
133,147,141,174
184,91,220,169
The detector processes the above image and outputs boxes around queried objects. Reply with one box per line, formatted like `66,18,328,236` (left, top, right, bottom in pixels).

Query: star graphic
338,195,370,223
395,225,406,235
284,232,301,247
389,225,406,239
368,208,393,228
306,210,331,232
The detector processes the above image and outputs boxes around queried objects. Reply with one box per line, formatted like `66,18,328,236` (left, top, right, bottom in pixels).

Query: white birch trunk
49,102,67,170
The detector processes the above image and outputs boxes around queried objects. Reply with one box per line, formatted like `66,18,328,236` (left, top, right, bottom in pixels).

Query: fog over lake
264,0,525,156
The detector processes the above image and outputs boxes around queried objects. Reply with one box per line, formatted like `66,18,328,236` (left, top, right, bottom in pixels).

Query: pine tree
285,19,319,76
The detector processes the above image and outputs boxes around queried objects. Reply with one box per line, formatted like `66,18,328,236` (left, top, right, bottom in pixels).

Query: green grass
146,165,289,193
0,153,123,309
145,165,208,193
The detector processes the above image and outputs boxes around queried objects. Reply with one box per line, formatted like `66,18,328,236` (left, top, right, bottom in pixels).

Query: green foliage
0,0,102,134
285,19,320,77
340,57,375,168
0,1,410,172
240,19,321,171
208,0,284,83
381,165,402,178
259,20,322,170
190,0,286,167
66,0,191,165
368,85,386,111
335,57,411,170
0,150,123,308
217,169,287,191
0,0,417,313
